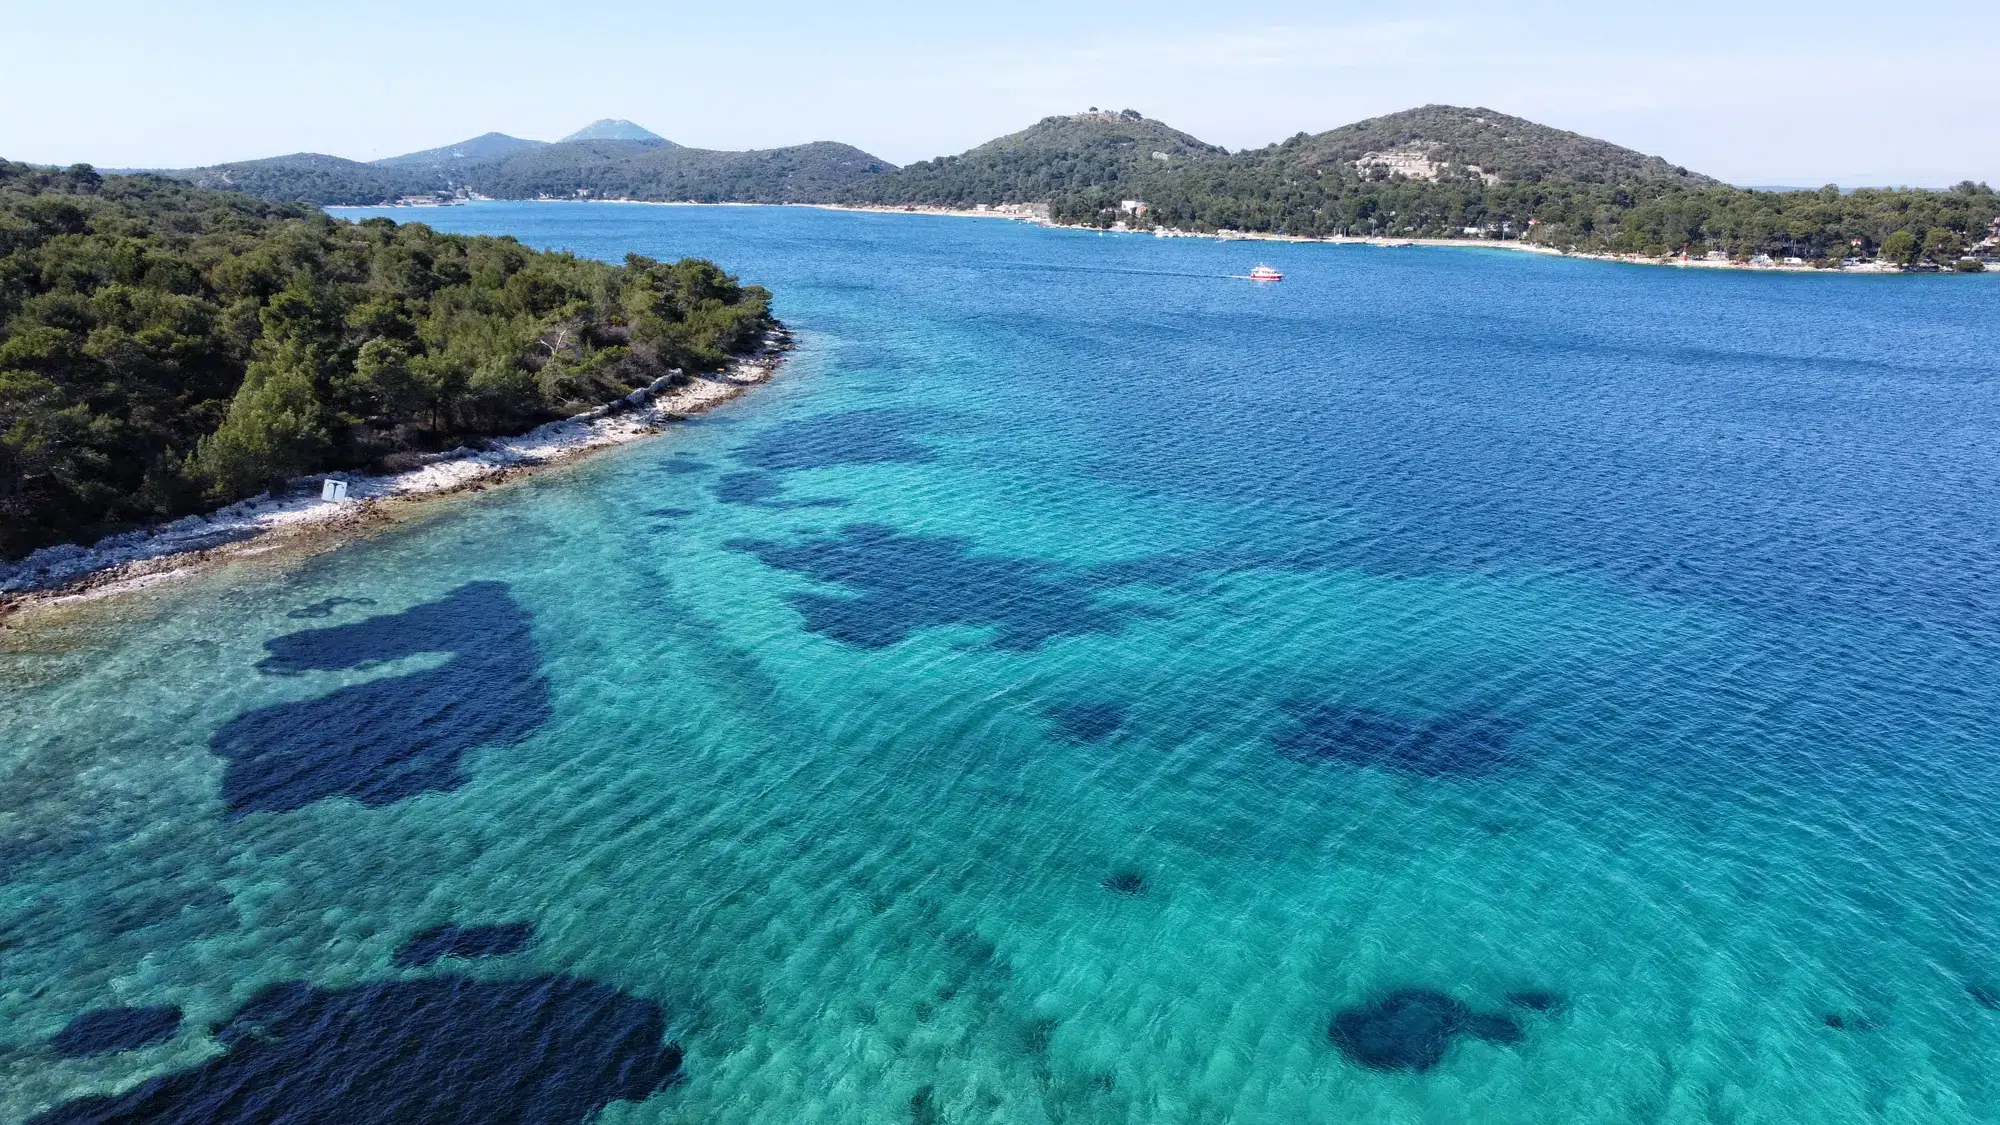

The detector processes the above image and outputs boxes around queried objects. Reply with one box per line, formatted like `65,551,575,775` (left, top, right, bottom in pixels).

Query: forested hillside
470,141,891,203
1049,106,1998,263
1278,106,1717,187
176,153,442,206
374,131,551,171
161,136,893,207
854,109,1222,206
139,106,1999,262
0,161,773,559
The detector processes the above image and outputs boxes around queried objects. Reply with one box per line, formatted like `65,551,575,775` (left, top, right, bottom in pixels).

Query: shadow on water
1101,871,1147,897
285,596,377,620
1044,701,1127,743
713,471,851,510
1328,988,1525,1072
49,1006,183,1057
31,974,682,1125
657,455,710,476
1275,703,1518,778
1504,989,1568,1016
732,408,937,472
393,922,535,967
209,582,550,816
727,523,1155,650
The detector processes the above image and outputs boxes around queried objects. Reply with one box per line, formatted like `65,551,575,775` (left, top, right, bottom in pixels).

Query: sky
2,0,1993,187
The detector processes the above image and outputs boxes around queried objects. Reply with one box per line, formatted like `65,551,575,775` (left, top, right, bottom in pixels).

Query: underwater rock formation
31,974,682,1125
392,921,535,967
1328,988,1524,1072
210,582,551,815
1100,871,1147,896
49,1005,183,1056
1277,704,1517,777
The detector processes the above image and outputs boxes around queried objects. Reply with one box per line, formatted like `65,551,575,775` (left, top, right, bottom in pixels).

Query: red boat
1248,264,1283,281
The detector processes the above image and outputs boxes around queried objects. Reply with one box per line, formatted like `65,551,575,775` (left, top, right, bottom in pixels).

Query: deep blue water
3,202,1999,1122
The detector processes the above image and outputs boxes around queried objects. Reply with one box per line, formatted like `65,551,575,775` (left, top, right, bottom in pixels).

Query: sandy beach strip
0,330,793,614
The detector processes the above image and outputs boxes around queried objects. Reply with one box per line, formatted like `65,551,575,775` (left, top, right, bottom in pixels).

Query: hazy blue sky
3,0,1992,186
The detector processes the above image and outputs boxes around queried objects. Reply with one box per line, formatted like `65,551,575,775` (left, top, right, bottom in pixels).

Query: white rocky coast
0,333,790,608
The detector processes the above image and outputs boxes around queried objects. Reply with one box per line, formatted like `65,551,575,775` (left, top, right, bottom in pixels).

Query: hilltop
857,109,1222,205
562,119,669,144
852,105,1712,212
1273,105,1719,187
375,131,549,170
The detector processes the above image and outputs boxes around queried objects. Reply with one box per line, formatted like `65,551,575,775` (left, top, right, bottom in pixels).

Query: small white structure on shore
321,479,350,503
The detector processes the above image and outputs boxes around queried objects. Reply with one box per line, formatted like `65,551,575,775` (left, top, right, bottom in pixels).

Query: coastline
1035,219,1939,274
1152,228,1921,273
805,203,1960,275
0,330,793,616
805,202,1052,224
348,200,1989,276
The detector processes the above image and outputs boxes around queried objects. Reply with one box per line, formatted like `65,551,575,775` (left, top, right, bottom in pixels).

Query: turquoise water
5,203,2000,1122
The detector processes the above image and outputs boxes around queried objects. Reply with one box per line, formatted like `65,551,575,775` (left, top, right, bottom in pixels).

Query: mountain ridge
130,106,1996,262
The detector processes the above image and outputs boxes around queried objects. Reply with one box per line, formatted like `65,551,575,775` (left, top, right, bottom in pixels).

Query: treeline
178,153,437,207
169,140,893,207
0,160,773,559
468,141,892,204
1057,143,1998,264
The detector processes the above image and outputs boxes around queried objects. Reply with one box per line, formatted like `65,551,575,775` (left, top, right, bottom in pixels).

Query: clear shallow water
4,203,2000,1122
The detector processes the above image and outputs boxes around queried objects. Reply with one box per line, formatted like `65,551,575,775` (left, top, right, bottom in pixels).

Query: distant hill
857,109,1224,205
470,140,893,203
854,104,1716,218
156,128,889,206
133,106,1995,263
561,119,670,144
375,132,548,170
168,153,441,206
1053,106,1994,261
1267,105,1718,187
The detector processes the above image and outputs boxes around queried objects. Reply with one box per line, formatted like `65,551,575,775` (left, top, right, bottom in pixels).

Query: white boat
1248,264,1283,281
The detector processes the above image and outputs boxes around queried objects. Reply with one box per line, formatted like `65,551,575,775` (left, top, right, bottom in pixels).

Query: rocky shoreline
0,329,793,614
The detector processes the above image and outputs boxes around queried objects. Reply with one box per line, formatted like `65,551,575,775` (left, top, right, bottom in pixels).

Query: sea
3,202,1998,1124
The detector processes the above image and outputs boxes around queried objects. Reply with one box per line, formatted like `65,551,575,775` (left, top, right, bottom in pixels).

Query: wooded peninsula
0,160,773,560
